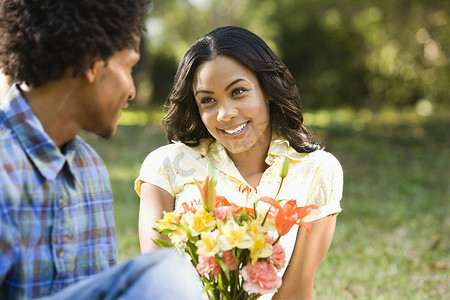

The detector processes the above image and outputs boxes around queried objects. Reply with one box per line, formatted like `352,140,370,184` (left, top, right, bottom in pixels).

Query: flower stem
272,235,281,245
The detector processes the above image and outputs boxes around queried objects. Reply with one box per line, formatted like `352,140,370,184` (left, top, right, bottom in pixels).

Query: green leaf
231,211,241,225
174,223,191,236
158,228,175,235
239,210,252,222
219,262,230,281
152,238,174,248
218,274,225,291
203,282,213,292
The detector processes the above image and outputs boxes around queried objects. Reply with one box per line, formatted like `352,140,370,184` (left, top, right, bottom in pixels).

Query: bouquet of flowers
153,158,317,299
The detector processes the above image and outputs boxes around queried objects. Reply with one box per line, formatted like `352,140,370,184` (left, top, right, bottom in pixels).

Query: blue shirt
0,85,118,299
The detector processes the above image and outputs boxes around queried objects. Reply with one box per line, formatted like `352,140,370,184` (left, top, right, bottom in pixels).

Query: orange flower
216,197,256,217
259,197,318,237
180,199,202,216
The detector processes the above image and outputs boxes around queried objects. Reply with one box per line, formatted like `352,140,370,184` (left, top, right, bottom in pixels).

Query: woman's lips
221,121,249,139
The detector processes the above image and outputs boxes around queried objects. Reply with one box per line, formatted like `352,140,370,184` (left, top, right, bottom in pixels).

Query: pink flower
214,206,233,221
222,250,236,271
269,242,286,270
240,261,281,295
196,255,220,277
265,237,286,270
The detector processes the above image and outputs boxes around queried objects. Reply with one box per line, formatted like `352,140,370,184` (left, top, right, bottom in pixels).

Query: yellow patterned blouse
135,132,343,290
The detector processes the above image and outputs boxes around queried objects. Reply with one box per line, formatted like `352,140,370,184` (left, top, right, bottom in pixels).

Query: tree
134,0,449,111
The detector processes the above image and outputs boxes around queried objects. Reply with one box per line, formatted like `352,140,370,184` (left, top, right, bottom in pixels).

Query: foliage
133,0,449,112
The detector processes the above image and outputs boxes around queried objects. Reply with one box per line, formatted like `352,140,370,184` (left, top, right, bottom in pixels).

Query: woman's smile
222,121,249,136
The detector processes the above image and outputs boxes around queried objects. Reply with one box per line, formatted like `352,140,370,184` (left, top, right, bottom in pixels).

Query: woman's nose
217,103,238,121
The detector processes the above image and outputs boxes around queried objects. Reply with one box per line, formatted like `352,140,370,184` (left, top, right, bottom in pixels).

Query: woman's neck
227,126,272,188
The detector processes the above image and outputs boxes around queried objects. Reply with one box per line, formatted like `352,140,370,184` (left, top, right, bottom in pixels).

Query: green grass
80,108,449,299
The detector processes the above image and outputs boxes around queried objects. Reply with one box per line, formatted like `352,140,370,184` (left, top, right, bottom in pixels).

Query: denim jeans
40,249,204,300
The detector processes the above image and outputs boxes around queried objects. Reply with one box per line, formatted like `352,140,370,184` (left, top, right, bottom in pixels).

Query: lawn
80,107,449,299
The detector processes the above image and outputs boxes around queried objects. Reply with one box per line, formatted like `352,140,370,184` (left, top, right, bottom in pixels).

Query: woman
135,26,343,299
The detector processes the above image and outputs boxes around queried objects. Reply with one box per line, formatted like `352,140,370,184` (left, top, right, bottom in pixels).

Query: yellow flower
244,219,273,264
154,210,189,245
181,206,215,236
216,220,253,251
246,219,262,235
248,231,273,264
155,211,178,231
169,228,189,245
196,230,220,256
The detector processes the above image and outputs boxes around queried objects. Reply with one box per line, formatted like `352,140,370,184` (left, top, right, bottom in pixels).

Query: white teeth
224,122,248,135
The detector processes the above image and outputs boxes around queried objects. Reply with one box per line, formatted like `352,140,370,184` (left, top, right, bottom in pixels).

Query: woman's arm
273,214,337,300
138,182,175,254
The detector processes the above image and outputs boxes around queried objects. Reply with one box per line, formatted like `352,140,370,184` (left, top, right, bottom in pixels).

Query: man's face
81,48,140,138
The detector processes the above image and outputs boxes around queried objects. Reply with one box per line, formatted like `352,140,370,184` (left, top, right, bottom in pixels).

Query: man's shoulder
0,119,28,202
71,135,107,168
0,118,25,164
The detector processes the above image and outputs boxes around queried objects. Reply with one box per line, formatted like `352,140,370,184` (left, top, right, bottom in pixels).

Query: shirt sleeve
134,145,175,198
302,151,343,222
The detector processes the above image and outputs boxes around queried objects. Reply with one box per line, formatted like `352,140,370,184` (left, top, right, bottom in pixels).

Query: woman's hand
273,214,337,300
138,183,175,253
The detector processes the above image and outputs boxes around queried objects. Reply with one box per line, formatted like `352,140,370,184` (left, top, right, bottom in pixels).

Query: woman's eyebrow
195,78,249,95
195,89,214,96
225,78,246,91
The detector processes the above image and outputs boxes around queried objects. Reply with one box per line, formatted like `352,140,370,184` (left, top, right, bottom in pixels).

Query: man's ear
84,60,103,83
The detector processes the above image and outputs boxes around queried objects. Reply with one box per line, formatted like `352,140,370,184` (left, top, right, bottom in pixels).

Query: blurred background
2,0,449,298
132,0,449,116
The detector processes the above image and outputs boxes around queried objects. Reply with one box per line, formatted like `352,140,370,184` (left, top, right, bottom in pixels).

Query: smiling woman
135,26,343,300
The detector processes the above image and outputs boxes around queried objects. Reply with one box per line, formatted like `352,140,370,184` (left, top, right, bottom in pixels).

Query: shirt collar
265,130,308,164
1,84,66,180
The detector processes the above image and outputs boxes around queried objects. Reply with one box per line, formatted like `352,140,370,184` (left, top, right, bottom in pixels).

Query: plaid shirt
0,85,118,300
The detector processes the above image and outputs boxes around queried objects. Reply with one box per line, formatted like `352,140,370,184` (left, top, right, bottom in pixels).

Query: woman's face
193,56,271,158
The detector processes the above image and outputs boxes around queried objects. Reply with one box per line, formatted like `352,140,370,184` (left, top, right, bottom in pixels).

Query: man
0,1,202,299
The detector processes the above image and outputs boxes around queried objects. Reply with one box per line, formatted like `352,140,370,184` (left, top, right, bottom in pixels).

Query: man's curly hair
0,0,151,87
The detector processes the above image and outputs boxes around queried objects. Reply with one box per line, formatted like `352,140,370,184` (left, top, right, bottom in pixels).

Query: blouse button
57,248,64,257
267,156,274,163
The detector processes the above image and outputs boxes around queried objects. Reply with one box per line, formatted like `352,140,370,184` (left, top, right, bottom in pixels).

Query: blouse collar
196,130,307,180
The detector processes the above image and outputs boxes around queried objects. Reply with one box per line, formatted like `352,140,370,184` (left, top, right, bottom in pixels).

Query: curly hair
164,26,319,153
0,0,151,87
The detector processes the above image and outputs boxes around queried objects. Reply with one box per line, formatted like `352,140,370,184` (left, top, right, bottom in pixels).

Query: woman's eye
200,97,215,104
231,88,246,97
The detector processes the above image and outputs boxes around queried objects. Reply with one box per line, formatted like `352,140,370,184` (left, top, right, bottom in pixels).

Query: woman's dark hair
0,0,150,87
164,26,319,153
